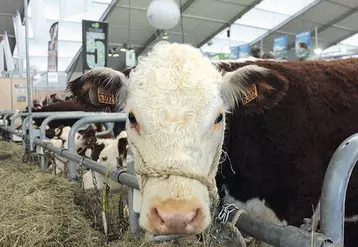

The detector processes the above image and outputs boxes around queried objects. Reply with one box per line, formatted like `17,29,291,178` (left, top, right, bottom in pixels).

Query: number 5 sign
82,20,109,73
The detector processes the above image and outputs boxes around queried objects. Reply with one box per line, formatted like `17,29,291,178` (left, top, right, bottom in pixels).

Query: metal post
127,147,140,235
6,128,22,137
24,0,33,151
235,214,333,247
10,113,29,131
96,124,114,137
320,133,358,245
67,113,128,180
102,122,115,136
21,115,30,151
315,26,318,50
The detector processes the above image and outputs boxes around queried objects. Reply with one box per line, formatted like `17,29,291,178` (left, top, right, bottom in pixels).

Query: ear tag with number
97,87,115,105
242,84,258,105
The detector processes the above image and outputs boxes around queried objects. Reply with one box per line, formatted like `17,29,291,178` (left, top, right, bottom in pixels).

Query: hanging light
121,42,135,52
127,42,135,51
314,48,322,55
112,47,120,57
340,47,348,54
147,0,180,30
162,31,169,40
120,45,127,52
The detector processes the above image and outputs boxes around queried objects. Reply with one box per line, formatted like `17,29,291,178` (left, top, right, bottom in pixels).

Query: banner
239,44,250,58
12,10,25,60
31,0,48,46
273,35,288,60
295,31,311,59
0,41,4,73
60,0,87,20
3,32,14,72
82,20,108,73
48,22,59,72
230,46,240,59
125,50,136,67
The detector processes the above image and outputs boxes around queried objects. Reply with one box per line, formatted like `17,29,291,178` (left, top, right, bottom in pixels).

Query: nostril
151,207,165,224
189,208,199,221
188,208,201,227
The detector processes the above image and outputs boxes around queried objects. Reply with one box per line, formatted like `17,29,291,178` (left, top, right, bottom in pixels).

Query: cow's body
21,100,125,135
215,58,358,246
66,42,358,246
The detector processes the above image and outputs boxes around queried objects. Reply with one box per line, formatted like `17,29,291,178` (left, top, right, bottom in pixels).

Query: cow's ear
66,67,132,112
82,125,97,139
54,125,64,136
222,64,288,114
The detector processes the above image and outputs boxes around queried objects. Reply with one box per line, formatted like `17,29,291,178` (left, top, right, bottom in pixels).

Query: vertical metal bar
126,147,140,235
320,133,358,245
21,116,29,151
260,39,263,56
315,26,318,49
10,79,14,110
24,0,33,151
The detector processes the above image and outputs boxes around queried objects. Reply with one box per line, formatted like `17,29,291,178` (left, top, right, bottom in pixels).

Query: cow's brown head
66,42,288,236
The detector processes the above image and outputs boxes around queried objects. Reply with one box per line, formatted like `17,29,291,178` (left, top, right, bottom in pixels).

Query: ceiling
249,0,358,59
2,0,358,81
0,0,25,51
68,0,262,78
69,0,358,77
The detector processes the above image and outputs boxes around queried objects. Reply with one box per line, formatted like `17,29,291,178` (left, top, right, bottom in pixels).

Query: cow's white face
68,41,289,236
125,43,226,235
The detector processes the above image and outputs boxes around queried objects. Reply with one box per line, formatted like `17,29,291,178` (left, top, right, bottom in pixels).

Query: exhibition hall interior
1,0,358,109
0,1,358,247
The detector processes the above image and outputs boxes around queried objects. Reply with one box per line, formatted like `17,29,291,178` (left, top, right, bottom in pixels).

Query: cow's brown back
217,58,358,246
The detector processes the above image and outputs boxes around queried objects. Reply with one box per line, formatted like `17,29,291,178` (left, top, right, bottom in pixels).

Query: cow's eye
128,112,137,124
215,113,223,124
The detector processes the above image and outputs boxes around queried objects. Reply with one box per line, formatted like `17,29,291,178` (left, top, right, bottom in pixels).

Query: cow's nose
150,207,200,234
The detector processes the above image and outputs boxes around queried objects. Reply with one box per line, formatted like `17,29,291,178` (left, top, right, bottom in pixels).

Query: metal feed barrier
0,110,354,247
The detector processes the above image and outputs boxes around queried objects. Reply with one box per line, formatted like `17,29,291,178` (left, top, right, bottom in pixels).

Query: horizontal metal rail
4,127,22,137
236,214,334,247
67,114,128,180
21,112,86,151
32,136,140,190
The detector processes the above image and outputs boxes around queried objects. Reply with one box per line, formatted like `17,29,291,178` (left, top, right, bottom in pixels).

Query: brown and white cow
82,130,129,192
67,41,358,246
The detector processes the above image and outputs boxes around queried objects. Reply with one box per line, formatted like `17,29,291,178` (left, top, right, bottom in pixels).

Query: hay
0,140,206,247
0,141,105,247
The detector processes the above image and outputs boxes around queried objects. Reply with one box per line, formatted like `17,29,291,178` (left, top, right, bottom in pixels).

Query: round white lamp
314,48,322,55
147,0,181,30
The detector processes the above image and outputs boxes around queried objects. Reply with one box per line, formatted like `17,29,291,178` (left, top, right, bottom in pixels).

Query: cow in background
66,42,358,246
9,100,125,136
38,124,97,175
82,130,129,192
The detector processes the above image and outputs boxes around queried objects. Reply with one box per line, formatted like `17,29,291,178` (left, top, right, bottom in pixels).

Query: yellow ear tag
242,84,258,105
97,87,115,105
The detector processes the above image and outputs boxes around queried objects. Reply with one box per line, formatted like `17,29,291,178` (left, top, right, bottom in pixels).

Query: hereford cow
66,42,358,246
16,100,125,135
82,130,129,192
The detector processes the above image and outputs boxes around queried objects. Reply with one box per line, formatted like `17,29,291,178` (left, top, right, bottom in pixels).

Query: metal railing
0,110,353,247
